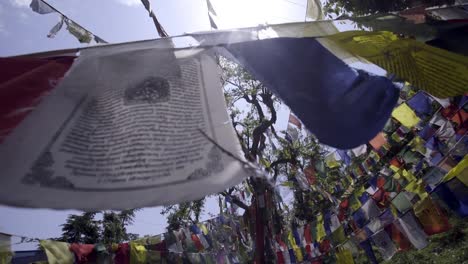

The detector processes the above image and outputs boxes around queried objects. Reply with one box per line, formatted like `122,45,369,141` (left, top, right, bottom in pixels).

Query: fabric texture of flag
325,153,340,168
369,132,387,150
361,199,381,220
47,16,64,38
94,35,108,44
226,37,399,149
65,19,92,43
434,177,468,217
289,113,302,129
206,0,217,15
316,214,326,242
371,229,397,260
327,31,468,98
391,192,414,213
407,92,434,118
337,150,351,165
384,223,411,251
442,154,468,184
414,197,450,235
40,240,74,264
0,56,74,143
30,0,55,14
69,244,96,264
351,145,367,157
395,212,428,250
306,0,323,20
331,225,346,244
359,240,378,264
336,248,354,264
0,233,12,264
129,242,147,264
209,13,218,30
392,103,421,128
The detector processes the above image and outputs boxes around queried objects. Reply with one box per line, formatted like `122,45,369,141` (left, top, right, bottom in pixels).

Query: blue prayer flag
227,38,400,148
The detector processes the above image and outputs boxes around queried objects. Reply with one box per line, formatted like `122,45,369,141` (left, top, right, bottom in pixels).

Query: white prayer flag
306,0,323,20
30,0,55,14
47,15,64,38
0,41,248,210
395,212,429,249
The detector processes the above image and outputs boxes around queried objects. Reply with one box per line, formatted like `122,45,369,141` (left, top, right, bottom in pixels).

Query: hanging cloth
226,37,399,149
40,240,74,264
327,30,468,98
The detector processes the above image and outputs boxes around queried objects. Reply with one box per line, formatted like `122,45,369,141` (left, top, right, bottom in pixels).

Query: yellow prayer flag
349,194,362,212
0,233,13,264
286,231,303,261
402,170,417,183
326,31,468,98
40,240,74,264
325,153,340,168
393,172,402,180
111,243,119,252
390,203,399,217
404,179,428,200
355,186,366,196
414,196,450,235
442,154,468,185
130,241,147,264
198,223,209,235
288,231,296,246
295,246,304,262
409,136,427,155
316,214,326,241
332,226,347,244
336,248,355,264
392,103,420,128
390,164,400,172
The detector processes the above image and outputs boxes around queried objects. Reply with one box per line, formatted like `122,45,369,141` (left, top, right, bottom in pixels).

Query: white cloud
9,0,30,7
116,0,141,6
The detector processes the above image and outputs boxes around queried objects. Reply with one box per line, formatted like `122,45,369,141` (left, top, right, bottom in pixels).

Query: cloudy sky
0,0,306,250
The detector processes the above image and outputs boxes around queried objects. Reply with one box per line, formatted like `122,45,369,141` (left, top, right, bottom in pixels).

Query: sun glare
211,0,306,29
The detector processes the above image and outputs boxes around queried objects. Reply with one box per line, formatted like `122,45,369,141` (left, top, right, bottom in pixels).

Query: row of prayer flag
2,213,253,264
272,71,466,261
29,0,107,43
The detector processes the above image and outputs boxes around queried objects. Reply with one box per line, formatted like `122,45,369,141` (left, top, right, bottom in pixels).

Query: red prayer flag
319,239,331,253
304,165,317,185
69,244,96,264
385,223,411,251
115,243,130,264
288,113,302,129
390,157,403,168
451,109,468,134
191,234,204,251
276,251,285,264
414,197,451,235
369,132,387,150
0,57,74,143
304,224,312,245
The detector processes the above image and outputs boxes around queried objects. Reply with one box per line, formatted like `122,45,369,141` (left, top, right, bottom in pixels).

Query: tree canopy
323,0,455,17
57,210,139,244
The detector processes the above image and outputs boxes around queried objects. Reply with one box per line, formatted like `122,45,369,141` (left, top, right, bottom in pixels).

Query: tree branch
250,92,277,158
220,193,249,210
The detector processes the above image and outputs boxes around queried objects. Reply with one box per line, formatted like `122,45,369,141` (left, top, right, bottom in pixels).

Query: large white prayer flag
0,41,248,210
